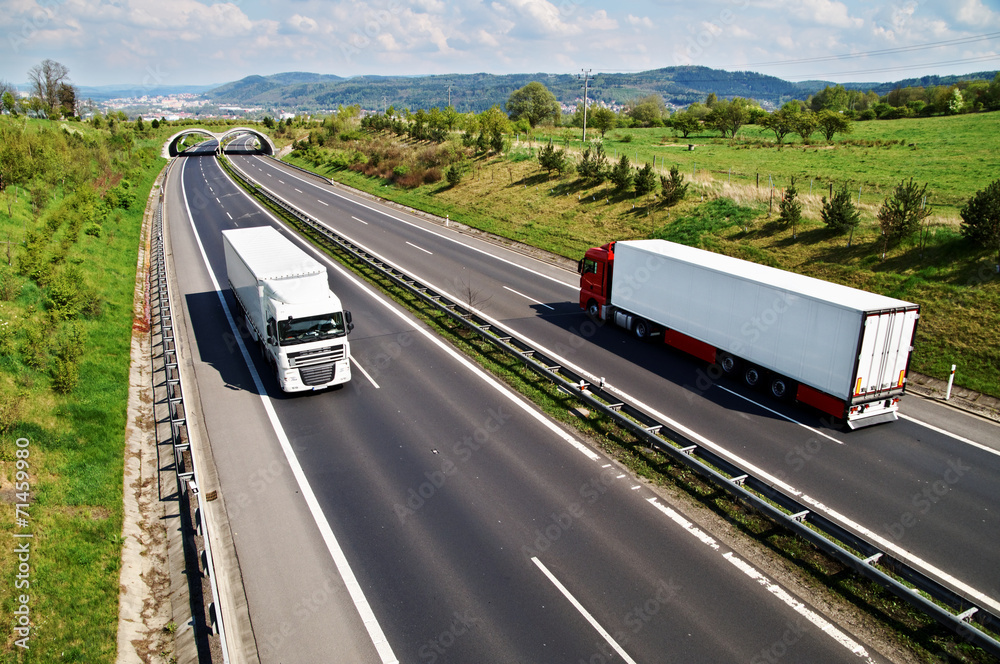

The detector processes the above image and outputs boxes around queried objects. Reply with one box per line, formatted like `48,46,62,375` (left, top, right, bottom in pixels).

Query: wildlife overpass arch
162,127,276,158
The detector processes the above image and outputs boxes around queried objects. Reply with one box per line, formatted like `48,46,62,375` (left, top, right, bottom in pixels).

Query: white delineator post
946,364,956,400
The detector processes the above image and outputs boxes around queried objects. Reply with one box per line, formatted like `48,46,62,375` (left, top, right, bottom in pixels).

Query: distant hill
203,67,999,113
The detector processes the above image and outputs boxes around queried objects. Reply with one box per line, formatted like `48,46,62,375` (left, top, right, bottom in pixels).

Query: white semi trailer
579,239,919,428
223,226,352,392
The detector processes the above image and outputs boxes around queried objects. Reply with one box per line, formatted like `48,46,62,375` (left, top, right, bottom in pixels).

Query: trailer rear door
852,306,919,402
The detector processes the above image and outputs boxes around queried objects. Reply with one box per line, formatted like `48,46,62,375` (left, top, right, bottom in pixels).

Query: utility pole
579,68,591,142
448,84,452,109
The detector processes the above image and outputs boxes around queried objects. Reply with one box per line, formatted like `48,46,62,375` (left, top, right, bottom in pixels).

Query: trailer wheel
634,318,651,340
770,377,792,400
717,352,739,375
744,366,762,388
586,300,601,320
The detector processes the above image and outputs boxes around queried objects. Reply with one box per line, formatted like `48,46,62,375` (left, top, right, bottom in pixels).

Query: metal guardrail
151,164,231,663
223,155,1000,658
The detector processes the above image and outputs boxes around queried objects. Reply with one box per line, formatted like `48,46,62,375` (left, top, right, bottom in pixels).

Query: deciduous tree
28,59,72,117
815,110,852,142
506,82,560,128
590,107,616,137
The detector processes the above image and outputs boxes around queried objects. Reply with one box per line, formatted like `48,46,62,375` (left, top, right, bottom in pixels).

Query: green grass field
1,117,167,663
287,111,1000,399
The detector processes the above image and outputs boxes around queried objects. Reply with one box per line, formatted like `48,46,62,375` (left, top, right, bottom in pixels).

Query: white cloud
785,0,862,29
955,0,1000,26
580,10,617,31
285,14,319,34
626,15,654,29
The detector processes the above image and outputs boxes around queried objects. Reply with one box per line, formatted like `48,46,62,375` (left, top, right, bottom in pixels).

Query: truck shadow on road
530,305,842,432
183,290,297,399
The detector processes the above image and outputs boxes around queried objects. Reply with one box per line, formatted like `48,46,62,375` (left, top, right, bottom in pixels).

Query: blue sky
2,0,999,89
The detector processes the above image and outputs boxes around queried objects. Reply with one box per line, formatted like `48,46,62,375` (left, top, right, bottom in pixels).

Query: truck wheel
744,366,762,388
586,300,601,320
717,352,739,375
634,319,651,340
770,377,793,400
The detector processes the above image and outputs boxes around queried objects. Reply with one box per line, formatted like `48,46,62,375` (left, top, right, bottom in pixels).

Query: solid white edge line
899,413,1000,457
179,158,399,664
646,498,876,663
530,557,638,664
226,157,601,465
231,156,1000,614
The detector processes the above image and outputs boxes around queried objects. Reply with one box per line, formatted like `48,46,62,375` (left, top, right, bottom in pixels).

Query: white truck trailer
579,239,919,428
223,226,353,392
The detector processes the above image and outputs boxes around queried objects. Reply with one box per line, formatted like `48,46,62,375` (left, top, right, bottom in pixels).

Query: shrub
423,167,442,184
84,222,102,237
777,178,802,233
659,165,688,206
446,165,462,187
821,185,861,233
960,178,1000,266
877,177,931,254
50,321,86,394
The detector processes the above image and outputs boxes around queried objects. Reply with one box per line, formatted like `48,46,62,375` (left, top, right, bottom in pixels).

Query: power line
783,54,1000,81
741,31,1000,68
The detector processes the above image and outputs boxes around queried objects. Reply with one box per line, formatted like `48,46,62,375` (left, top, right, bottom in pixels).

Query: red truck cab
578,242,614,317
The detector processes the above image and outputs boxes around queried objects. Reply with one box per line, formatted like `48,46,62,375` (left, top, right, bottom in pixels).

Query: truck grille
299,363,336,386
288,345,346,367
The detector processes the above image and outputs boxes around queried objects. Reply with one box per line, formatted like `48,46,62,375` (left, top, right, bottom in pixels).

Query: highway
162,140,894,662
221,141,1000,618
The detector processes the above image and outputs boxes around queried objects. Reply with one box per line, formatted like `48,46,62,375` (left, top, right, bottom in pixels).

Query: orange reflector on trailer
898,370,906,387
855,377,863,395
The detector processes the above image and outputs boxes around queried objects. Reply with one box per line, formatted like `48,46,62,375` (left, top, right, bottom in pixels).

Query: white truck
579,239,920,428
223,226,352,392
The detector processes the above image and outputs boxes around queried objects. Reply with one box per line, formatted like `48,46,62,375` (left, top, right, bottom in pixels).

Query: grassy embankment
286,111,1000,398
0,117,168,663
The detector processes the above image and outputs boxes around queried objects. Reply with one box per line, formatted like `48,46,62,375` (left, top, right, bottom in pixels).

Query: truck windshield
278,313,346,346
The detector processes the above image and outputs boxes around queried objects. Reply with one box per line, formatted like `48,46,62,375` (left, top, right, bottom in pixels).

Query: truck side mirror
344,310,354,333
266,319,276,345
